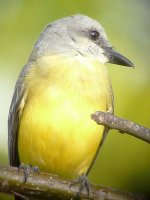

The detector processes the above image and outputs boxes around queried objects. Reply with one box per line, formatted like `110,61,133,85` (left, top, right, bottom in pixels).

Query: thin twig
91,111,150,143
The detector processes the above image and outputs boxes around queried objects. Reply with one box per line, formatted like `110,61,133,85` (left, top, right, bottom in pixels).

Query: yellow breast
18,54,113,179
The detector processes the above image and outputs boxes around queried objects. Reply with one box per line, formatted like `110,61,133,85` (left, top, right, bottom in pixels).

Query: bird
8,14,133,198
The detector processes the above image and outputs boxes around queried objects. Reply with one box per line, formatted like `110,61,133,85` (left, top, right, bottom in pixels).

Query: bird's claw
70,175,90,197
18,163,39,183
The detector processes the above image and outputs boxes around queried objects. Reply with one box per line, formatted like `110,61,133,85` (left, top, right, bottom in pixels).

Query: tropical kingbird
8,14,133,190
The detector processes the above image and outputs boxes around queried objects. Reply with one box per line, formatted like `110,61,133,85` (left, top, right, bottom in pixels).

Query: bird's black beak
104,47,134,67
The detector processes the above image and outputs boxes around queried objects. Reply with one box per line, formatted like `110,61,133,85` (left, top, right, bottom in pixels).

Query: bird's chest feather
18,56,113,178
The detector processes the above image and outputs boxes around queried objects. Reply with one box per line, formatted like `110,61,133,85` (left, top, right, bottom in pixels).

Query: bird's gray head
30,14,133,67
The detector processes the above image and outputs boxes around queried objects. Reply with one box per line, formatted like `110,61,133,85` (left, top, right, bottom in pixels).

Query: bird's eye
89,29,100,40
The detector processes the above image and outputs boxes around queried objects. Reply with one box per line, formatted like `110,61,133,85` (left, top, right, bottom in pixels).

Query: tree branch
0,165,146,200
91,111,150,143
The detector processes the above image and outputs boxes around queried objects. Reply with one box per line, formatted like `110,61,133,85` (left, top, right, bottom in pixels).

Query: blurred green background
0,0,150,199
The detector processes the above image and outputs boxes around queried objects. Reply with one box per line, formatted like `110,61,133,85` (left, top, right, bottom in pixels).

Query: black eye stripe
89,29,100,40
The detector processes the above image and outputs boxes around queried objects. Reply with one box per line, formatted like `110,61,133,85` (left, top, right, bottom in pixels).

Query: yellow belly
18,55,113,179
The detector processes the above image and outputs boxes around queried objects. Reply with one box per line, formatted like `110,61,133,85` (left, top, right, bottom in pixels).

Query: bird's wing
86,84,114,175
8,62,33,166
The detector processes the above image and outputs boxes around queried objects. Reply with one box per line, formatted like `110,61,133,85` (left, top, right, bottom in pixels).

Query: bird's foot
18,163,39,183
70,175,90,197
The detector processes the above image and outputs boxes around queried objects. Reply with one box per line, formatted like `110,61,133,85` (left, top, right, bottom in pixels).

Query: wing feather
8,63,33,166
